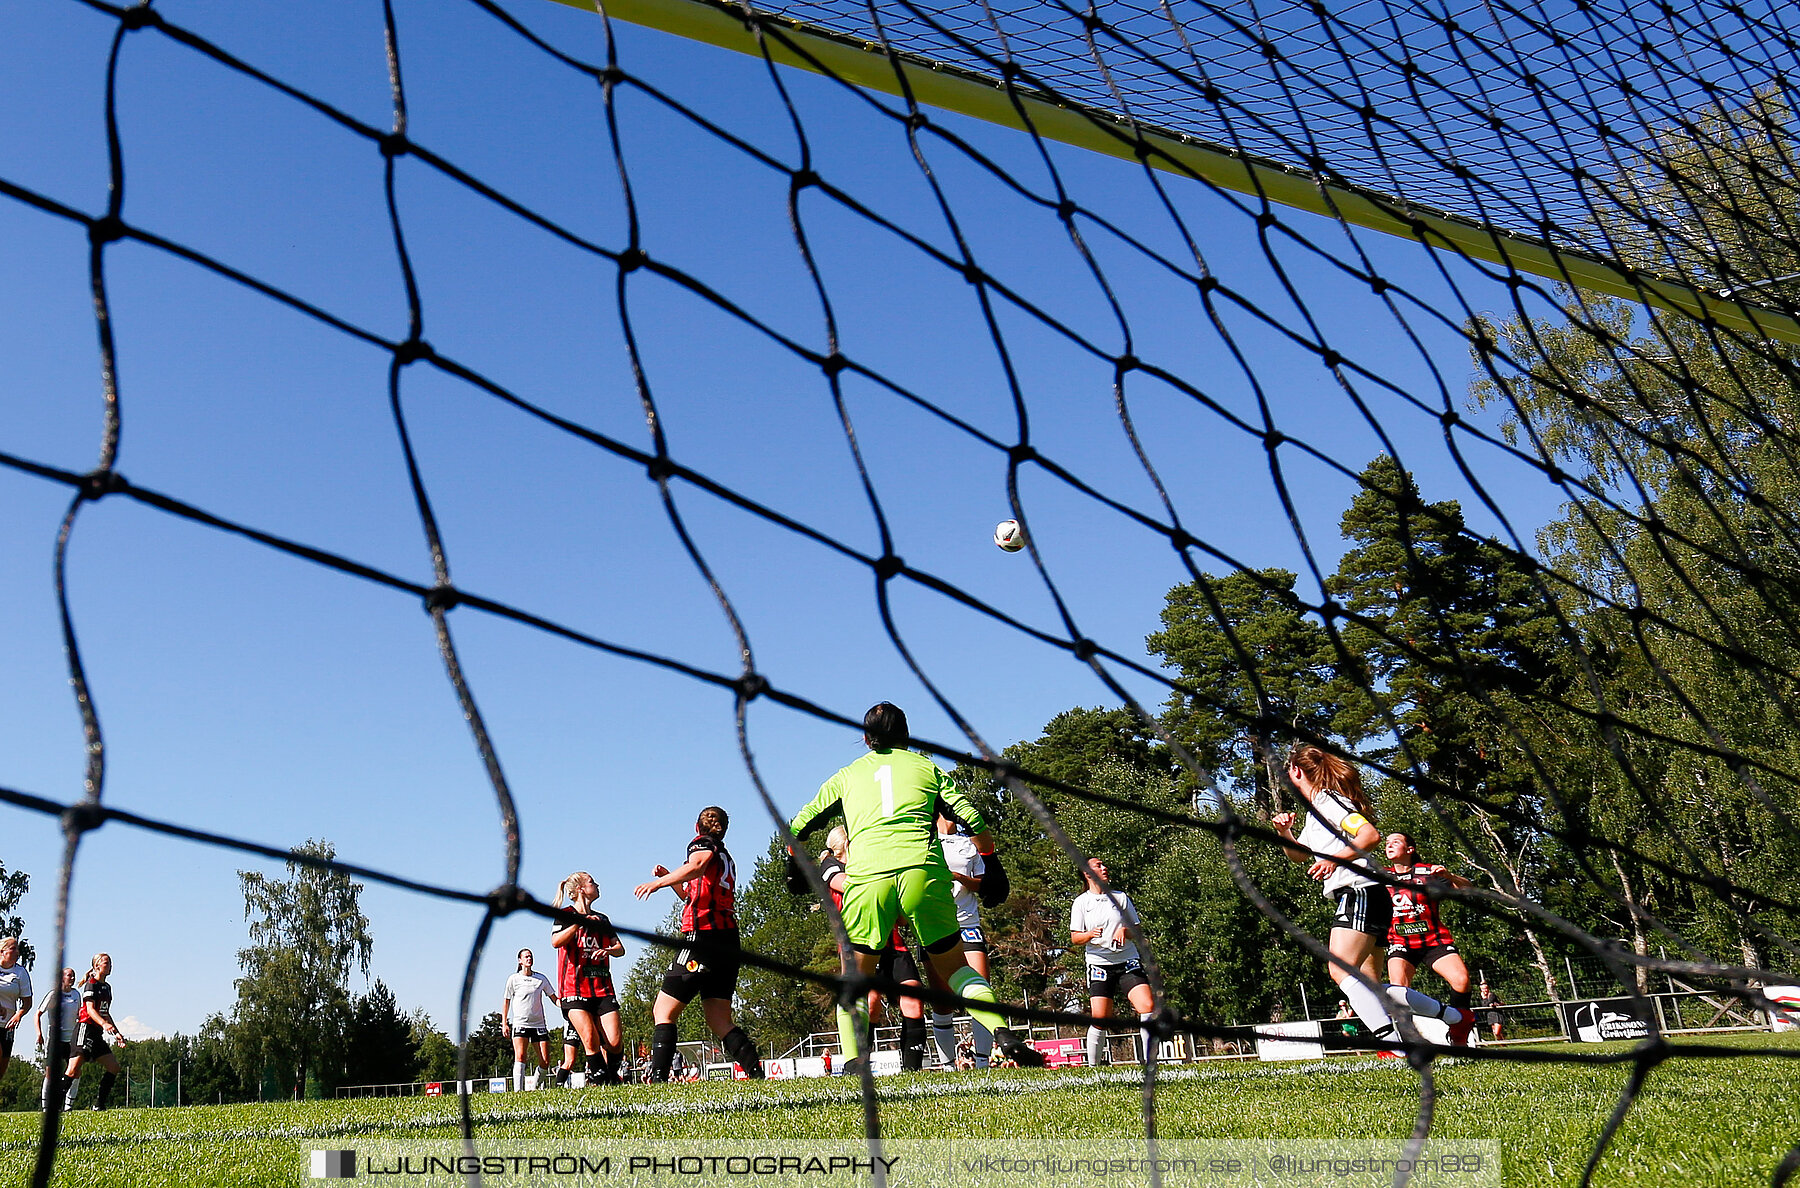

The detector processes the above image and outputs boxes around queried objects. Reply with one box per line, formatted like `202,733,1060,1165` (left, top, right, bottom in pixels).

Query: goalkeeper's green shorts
839,862,957,953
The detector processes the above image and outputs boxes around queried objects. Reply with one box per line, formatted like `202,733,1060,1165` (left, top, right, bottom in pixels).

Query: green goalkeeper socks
948,964,1007,1037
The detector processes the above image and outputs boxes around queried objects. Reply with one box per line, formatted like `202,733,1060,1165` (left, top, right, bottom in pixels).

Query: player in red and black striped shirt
552,871,626,1085
63,953,125,1111
1385,832,1476,1044
633,806,764,1082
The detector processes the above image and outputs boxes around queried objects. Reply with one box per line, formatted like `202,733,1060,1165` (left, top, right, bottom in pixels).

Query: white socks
512,1060,526,1091
1341,977,1395,1034
1384,983,1465,1024
1087,1026,1105,1067
932,1012,956,1067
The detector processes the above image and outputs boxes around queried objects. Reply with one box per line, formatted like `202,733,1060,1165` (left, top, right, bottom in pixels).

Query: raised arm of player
1269,812,1310,864
634,853,711,900
789,779,843,841
1425,864,1476,892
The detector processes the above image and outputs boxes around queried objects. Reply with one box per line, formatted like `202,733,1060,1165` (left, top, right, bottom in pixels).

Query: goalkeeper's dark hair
863,702,909,750
697,806,729,838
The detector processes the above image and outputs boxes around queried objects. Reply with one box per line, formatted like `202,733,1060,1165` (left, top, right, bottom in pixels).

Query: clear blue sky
1,0,1563,1042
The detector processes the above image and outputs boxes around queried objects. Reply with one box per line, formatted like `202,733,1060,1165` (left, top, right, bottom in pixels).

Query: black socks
650,1022,678,1082
722,1026,764,1079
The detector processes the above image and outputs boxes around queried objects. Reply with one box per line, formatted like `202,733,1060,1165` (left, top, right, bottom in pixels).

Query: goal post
552,0,1800,346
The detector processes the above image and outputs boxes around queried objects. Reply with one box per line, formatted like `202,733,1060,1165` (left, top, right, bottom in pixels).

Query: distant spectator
1479,980,1505,1041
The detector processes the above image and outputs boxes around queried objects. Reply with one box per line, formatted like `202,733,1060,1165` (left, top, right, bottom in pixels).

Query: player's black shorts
562,995,619,1018
73,1021,110,1060
662,929,742,1003
0,1027,12,1060
1086,960,1149,999
1387,941,1460,966
877,944,920,987
512,1025,551,1042
958,926,988,954
1333,885,1392,937
44,1033,69,1075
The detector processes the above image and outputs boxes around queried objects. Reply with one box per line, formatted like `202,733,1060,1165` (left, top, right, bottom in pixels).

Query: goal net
3,0,1798,1183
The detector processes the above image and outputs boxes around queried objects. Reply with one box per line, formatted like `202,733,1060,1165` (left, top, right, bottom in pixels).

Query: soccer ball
994,520,1026,552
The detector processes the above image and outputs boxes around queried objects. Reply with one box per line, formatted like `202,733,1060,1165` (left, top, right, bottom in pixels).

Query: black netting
4,0,1799,1184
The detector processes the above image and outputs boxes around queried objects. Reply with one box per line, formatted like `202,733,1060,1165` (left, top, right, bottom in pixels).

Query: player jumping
791,702,1044,1071
1385,831,1476,1045
634,807,766,1081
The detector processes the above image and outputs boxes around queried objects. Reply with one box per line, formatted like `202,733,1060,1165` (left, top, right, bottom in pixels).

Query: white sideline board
1256,1016,1449,1060
1256,1021,1323,1061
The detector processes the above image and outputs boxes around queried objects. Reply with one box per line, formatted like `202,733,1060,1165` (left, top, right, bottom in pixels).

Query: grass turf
0,1033,1794,1186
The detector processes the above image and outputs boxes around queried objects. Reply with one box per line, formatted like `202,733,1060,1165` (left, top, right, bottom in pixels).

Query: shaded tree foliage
735,836,831,1053
463,1011,510,1080
1149,571,1334,815
411,1012,459,1083
341,980,418,1088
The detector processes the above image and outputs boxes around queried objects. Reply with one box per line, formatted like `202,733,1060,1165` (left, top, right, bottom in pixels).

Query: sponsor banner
1763,985,1800,1032
303,1139,1500,1186
1254,1020,1323,1061
1030,1037,1085,1067
1563,998,1655,1043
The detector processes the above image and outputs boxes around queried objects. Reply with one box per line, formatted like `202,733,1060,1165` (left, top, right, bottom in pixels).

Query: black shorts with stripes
1333,884,1392,937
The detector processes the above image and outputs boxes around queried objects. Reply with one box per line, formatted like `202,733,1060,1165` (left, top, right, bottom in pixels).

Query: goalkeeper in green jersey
790,702,1045,1070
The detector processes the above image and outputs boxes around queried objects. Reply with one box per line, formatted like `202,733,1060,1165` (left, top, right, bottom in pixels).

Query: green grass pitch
0,1034,1794,1186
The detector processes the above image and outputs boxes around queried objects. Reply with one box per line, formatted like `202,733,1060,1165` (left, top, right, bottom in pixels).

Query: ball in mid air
994,519,1026,552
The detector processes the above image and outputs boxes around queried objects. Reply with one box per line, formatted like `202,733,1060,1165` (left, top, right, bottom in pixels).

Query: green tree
735,836,831,1054
617,905,710,1057
1468,93,1800,975
114,1034,179,1108
342,980,418,1088
1324,454,1563,768
1321,454,1576,998
228,840,373,1099
410,1013,458,1083
1002,707,1174,793
464,1011,510,1080
0,1051,41,1111
1148,568,1337,815
183,1014,252,1104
